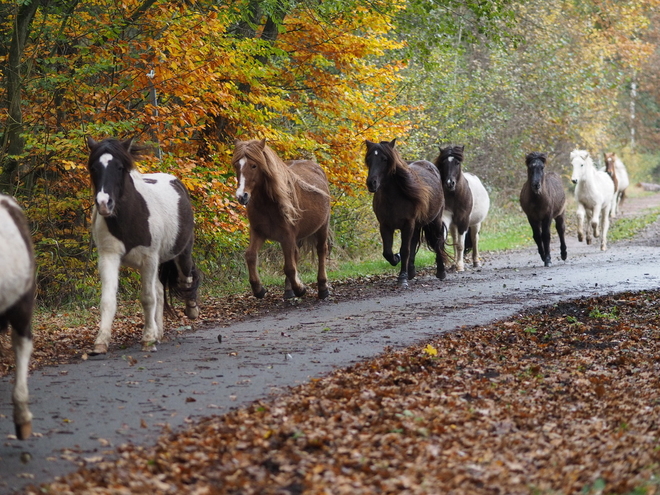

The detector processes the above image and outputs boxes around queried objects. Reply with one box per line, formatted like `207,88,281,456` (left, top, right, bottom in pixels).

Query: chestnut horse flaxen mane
374,143,434,223
233,140,329,226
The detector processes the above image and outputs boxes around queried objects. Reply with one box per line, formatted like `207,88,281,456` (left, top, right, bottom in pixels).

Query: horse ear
389,138,397,148
457,145,465,152
86,136,98,151
121,137,135,152
258,138,267,150
365,140,375,148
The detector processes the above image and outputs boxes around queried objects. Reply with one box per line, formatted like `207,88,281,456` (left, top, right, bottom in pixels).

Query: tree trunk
1,0,41,193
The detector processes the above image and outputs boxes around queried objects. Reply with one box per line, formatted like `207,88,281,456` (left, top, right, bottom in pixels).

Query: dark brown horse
364,139,446,287
233,139,331,299
520,152,567,267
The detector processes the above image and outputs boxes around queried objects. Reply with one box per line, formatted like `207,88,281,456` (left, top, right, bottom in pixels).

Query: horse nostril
238,193,249,205
572,179,578,184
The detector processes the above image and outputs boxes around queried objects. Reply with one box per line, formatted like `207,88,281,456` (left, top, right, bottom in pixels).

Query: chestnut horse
233,139,331,299
0,195,35,439
364,139,447,287
520,152,567,267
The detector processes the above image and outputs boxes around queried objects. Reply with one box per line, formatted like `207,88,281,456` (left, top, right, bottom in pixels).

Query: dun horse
434,145,490,271
519,152,567,267
364,139,446,287
0,195,35,439
232,139,331,299
604,152,629,218
570,149,615,251
87,137,200,355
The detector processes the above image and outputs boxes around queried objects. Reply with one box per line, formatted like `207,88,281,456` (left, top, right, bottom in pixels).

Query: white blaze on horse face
236,158,247,200
96,153,115,216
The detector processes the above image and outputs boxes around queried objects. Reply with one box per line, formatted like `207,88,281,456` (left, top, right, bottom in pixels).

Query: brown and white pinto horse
87,137,200,355
0,195,35,439
232,139,331,299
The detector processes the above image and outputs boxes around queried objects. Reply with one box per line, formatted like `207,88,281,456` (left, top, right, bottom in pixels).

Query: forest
1,0,660,307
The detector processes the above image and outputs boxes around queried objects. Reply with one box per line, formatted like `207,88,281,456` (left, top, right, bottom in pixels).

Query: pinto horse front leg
245,232,267,298
8,290,34,439
93,253,122,355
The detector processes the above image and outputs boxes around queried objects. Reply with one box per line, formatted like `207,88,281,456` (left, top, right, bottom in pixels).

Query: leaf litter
21,289,660,495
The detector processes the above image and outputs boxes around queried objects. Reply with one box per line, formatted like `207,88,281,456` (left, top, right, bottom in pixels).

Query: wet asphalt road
1,209,659,494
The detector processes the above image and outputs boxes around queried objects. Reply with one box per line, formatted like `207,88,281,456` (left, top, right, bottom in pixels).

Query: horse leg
528,219,545,262
555,214,568,261
315,227,330,299
471,223,482,268
397,222,415,288
282,238,306,298
245,231,267,298
575,204,585,243
600,205,611,251
406,226,421,280
451,223,466,272
584,208,593,245
139,258,161,352
379,224,400,266
174,249,199,319
7,290,34,440
541,217,553,267
93,253,122,355
433,217,447,281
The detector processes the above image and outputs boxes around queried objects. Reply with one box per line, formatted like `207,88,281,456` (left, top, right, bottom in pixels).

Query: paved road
1,198,659,494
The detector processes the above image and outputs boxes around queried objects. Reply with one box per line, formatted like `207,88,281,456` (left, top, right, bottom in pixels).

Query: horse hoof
294,286,307,298
473,261,482,268
15,422,32,440
283,289,295,299
392,254,401,266
318,288,330,300
185,304,199,319
544,261,552,267
90,343,108,355
254,287,267,299
437,271,447,281
142,342,158,352
561,252,567,261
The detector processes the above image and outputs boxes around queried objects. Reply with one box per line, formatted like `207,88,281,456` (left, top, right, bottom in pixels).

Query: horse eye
251,164,257,169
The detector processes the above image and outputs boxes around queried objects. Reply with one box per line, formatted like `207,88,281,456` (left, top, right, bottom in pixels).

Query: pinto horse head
525,152,547,195
87,137,140,217
233,138,268,206
364,139,399,193
436,145,465,192
570,149,591,185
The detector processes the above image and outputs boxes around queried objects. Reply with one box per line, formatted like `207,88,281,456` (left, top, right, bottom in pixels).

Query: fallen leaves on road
27,289,660,494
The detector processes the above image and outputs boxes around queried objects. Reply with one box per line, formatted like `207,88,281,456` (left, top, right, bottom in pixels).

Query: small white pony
570,150,616,251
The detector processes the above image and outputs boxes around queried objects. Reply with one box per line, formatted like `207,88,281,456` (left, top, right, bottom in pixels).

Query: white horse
604,152,629,218
434,145,490,271
0,195,35,439
570,150,616,251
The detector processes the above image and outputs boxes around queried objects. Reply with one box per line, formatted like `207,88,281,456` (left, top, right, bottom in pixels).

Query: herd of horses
0,136,629,439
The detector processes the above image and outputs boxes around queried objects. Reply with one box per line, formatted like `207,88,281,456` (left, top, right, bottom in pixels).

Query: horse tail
422,220,449,266
158,260,201,318
464,227,473,254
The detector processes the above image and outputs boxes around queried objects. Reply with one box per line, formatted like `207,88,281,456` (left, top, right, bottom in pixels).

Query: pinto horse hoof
318,288,330,300
184,303,199,320
90,343,108,356
142,342,158,352
15,422,32,440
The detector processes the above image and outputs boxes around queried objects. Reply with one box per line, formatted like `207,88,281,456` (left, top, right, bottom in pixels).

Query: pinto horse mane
437,145,464,165
368,141,435,223
87,137,149,172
